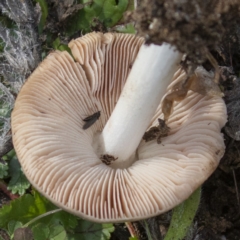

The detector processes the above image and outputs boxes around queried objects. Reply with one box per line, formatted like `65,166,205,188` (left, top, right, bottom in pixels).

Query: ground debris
100,154,118,165
129,0,240,65
143,119,170,144
162,66,223,120
222,75,240,141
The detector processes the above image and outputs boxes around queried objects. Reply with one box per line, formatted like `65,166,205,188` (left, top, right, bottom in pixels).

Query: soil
130,0,240,66
194,141,240,240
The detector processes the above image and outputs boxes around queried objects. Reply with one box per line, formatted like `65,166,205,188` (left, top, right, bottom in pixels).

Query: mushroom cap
11,32,227,223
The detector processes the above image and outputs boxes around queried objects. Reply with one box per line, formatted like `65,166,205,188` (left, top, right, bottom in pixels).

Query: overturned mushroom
11,32,227,223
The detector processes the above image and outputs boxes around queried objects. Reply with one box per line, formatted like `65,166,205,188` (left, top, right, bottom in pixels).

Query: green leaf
31,223,50,240
58,45,72,53
49,210,78,231
164,188,201,240
28,192,78,230
115,23,136,34
8,220,23,236
0,190,78,233
52,38,73,56
35,0,48,34
8,156,30,195
97,0,128,26
66,0,129,35
48,224,67,240
3,149,16,160
0,194,45,229
52,38,61,49
32,223,67,240
68,220,114,240
0,162,8,178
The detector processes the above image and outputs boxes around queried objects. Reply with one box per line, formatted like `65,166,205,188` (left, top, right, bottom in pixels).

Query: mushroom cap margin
11,32,227,223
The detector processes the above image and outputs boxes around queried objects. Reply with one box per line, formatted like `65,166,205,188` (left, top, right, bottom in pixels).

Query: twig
0,180,19,200
206,51,220,84
23,209,63,227
125,222,139,239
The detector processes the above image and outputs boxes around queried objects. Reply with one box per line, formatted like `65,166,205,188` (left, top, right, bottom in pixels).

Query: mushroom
11,32,227,223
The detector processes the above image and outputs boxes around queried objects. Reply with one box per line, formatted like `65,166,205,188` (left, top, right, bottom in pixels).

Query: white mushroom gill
11,32,227,223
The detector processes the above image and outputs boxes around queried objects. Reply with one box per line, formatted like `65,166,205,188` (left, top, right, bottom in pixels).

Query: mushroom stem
99,43,182,166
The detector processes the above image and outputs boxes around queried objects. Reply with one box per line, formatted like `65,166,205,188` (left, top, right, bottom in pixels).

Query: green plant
1,150,30,196
164,188,201,240
0,190,114,239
